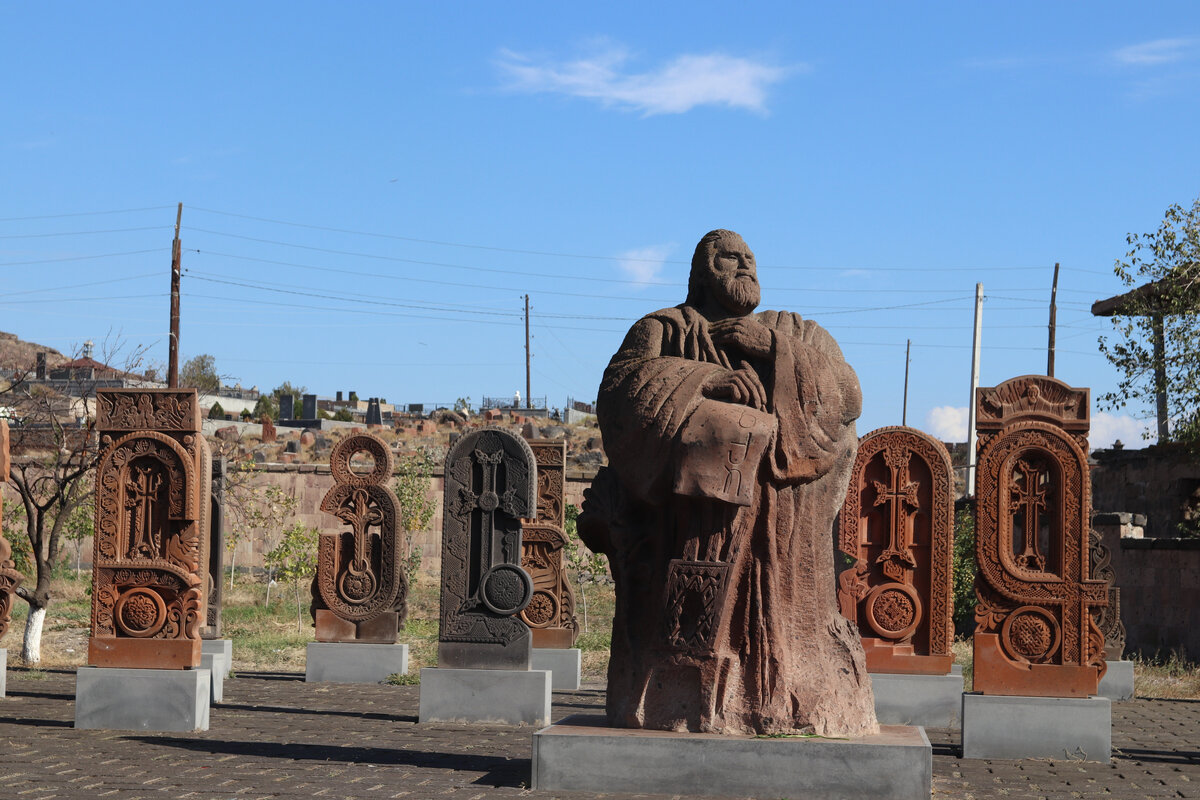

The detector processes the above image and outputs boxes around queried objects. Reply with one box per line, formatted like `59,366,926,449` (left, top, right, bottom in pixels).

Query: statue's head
686,229,760,317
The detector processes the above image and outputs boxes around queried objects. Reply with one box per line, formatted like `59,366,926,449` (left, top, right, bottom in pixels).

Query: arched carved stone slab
971,376,1108,697
439,428,537,670
519,439,579,647
0,419,24,640
838,426,953,675
88,389,210,670
1089,528,1126,660
311,433,408,643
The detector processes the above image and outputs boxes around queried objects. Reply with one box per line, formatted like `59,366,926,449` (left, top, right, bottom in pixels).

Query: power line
0,206,174,222
0,272,159,298
0,226,164,239
0,248,162,267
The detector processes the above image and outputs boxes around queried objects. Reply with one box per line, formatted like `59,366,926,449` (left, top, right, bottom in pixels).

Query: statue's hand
709,316,773,358
702,367,767,410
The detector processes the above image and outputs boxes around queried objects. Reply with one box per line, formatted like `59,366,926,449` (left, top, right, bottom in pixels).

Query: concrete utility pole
902,338,911,426
168,203,183,389
524,294,531,408
1047,262,1060,377
966,283,983,497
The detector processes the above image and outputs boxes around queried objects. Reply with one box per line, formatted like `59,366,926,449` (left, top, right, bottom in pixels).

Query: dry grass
1132,652,1200,699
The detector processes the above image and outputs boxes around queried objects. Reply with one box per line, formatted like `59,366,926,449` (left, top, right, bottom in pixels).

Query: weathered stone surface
972,376,1108,697
88,389,212,669
1090,528,1127,660
438,428,537,670
305,641,409,683
0,420,23,641
578,229,876,737
838,426,955,675
260,415,276,443
311,433,408,643
418,667,551,725
74,666,211,731
202,456,225,639
961,693,1111,762
519,439,578,648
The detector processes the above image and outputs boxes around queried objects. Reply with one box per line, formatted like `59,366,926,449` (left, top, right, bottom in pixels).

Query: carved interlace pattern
872,588,917,633
517,440,579,642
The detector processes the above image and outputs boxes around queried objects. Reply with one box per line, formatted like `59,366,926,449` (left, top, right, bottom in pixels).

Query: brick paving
0,668,1198,799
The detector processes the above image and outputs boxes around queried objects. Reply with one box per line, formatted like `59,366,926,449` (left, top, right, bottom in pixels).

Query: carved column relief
88,389,211,669
1089,528,1127,660
838,426,954,674
0,420,24,639
311,433,408,642
519,439,579,648
439,429,537,670
972,376,1108,697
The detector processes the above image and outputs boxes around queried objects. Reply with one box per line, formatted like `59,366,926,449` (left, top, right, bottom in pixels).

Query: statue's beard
713,274,760,316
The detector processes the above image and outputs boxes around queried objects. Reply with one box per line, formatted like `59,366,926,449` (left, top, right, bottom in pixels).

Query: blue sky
3,3,1198,447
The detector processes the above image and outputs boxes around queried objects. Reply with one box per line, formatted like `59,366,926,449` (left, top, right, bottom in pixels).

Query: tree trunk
22,604,47,664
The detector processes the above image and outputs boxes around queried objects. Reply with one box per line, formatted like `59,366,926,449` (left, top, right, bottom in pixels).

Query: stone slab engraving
972,376,1108,697
838,426,954,675
88,389,212,669
201,456,225,639
0,420,23,643
1089,528,1127,660
578,229,876,737
311,433,408,642
439,428,537,670
519,439,579,648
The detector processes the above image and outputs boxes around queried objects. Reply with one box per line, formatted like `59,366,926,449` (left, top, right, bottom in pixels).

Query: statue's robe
579,304,878,736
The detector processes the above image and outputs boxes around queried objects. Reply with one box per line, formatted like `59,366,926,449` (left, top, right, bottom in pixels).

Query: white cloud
1114,38,1198,66
1090,411,1156,450
496,44,793,116
925,406,969,442
617,245,672,287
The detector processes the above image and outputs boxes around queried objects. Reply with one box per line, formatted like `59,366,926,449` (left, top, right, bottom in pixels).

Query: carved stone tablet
972,376,1108,697
1089,528,1126,660
201,456,226,639
838,426,954,675
519,439,579,648
439,428,536,670
311,433,408,642
89,389,212,669
0,419,23,640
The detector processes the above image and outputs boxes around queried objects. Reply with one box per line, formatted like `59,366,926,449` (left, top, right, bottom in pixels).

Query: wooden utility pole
524,294,531,408
966,283,983,497
1047,262,1060,377
1152,313,1169,440
167,203,183,389
902,338,911,426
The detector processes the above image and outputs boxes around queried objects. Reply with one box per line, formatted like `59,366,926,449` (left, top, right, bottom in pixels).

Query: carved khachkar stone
311,433,408,642
201,456,226,639
89,389,212,669
261,415,276,444
578,229,877,737
1089,528,1126,660
439,428,537,670
838,426,954,675
0,419,24,639
519,439,579,648
972,375,1108,697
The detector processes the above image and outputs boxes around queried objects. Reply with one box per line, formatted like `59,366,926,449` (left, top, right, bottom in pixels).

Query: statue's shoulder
757,310,844,357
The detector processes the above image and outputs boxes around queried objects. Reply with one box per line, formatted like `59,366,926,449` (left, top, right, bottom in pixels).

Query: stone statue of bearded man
579,229,878,737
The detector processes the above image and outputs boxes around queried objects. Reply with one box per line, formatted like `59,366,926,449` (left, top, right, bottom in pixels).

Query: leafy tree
264,522,319,632
1099,197,1200,444
224,470,299,592
251,394,277,421
952,503,977,637
272,382,306,410
208,401,226,420
333,409,353,422
180,354,220,393
454,396,472,415
1,499,33,576
59,497,94,573
563,503,609,634
393,448,437,587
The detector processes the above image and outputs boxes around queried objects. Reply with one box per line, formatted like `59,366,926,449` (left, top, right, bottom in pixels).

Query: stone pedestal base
419,668,551,726
201,639,233,679
74,666,211,732
305,642,409,683
961,693,1111,762
532,714,931,799
532,648,581,691
872,671,964,728
1097,660,1134,701
200,653,224,702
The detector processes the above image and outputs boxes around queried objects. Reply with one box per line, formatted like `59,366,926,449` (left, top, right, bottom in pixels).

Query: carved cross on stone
873,448,921,581
1010,459,1049,571
126,465,164,559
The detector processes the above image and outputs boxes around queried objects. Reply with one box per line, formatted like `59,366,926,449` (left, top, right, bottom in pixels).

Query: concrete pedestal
532,714,931,799
961,693,1111,762
532,648,581,691
201,639,233,679
871,671,964,728
74,666,211,732
305,642,409,683
200,653,224,703
1098,660,1135,701
419,668,551,726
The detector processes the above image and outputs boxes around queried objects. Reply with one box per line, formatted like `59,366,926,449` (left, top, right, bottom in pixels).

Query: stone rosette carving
438,428,536,670
519,439,579,647
838,426,954,674
971,376,1108,697
310,433,408,642
89,389,211,669
0,419,24,639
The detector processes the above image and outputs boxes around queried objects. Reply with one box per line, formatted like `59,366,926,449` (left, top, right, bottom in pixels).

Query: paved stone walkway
0,668,1197,799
